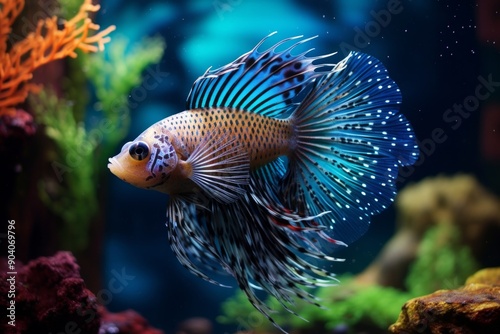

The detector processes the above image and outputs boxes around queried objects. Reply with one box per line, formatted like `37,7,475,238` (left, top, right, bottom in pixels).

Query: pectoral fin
187,131,250,203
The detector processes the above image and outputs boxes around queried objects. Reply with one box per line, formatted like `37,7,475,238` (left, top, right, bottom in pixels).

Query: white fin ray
187,131,250,203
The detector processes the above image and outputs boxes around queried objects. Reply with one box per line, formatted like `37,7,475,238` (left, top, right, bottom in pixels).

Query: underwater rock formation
356,174,500,289
176,317,213,334
0,251,164,334
0,109,36,138
389,267,500,334
100,308,164,334
0,251,101,334
466,266,500,285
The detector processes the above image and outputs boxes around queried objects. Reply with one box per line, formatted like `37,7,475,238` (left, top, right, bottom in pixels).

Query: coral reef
0,0,115,117
0,251,101,334
389,267,500,334
1,0,165,257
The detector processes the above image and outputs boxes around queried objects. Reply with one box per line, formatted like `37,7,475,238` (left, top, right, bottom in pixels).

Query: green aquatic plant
57,0,86,19
84,34,166,164
218,289,274,332
219,223,480,333
406,223,479,297
32,89,98,250
32,29,165,250
314,281,411,331
218,276,412,333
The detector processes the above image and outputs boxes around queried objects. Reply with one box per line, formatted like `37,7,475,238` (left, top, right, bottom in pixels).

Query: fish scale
162,108,294,169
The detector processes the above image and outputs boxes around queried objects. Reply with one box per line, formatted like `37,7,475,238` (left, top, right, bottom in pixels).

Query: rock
395,175,500,260
0,251,101,334
99,307,164,334
389,267,500,334
356,175,500,289
466,267,500,286
176,317,212,334
0,251,164,334
0,108,36,138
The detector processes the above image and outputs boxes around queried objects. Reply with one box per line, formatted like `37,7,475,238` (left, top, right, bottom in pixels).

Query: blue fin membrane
186,32,334,118
284,52,419,245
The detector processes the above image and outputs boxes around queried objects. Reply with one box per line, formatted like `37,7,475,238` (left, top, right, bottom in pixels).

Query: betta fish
108,32,418,331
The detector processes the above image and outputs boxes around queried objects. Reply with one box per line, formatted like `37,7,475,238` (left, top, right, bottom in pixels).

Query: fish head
108,126,179,190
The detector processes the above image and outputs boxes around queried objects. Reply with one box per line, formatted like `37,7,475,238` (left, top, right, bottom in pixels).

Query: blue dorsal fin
186,32,335,117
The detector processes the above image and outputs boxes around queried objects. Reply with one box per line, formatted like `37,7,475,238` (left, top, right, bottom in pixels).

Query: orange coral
0,0,116,116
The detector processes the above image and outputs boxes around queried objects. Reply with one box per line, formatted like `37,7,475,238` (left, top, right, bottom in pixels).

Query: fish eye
129,141,150,161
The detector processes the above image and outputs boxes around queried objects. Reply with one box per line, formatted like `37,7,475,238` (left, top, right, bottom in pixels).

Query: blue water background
100,0,490,333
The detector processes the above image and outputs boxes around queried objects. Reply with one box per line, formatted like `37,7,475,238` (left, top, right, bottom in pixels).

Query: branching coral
0,0,115,116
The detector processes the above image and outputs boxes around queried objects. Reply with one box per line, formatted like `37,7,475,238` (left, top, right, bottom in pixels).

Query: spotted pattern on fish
159,108,294,169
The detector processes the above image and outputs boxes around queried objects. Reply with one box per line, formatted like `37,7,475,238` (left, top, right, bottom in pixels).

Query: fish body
108,33,418,331
158,108,293,170
109,108,293,197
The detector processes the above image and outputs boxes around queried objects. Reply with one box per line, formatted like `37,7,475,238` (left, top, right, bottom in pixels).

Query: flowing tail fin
285,52,419,245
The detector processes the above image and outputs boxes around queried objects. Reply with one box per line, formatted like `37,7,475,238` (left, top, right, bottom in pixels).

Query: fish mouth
108,157,124,175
